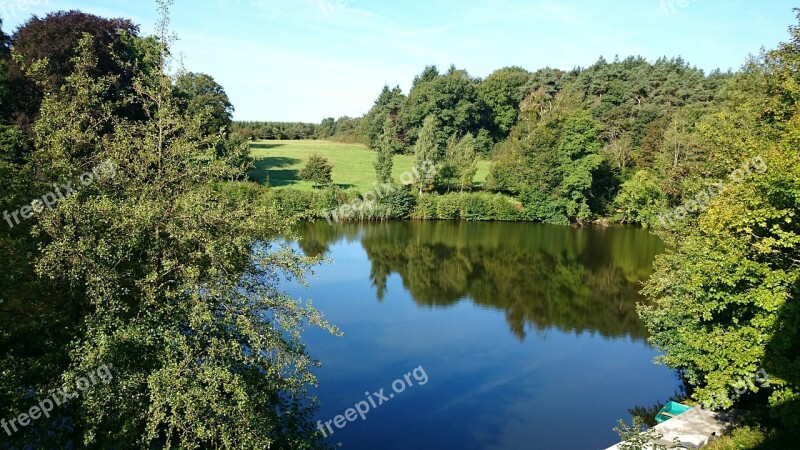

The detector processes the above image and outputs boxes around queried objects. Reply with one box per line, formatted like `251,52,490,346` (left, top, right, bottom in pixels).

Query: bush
269,189,525,223
379,186,416,219
520,188,569,225
299,154,333,187
410,192,522,221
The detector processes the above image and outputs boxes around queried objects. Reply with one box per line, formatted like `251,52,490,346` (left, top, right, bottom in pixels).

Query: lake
290,221,680,449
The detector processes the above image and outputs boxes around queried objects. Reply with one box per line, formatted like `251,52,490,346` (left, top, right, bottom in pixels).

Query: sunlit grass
248,139,490,192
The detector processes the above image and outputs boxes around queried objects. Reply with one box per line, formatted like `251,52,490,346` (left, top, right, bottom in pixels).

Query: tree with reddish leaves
7,11,140,132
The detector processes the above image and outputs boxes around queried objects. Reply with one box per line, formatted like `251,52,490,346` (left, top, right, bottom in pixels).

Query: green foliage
1,11,336,449
374,115,401,183
175,72,234,136
411,192,522,221
520,187,569,225
613,417,667,450
478,66,531,138
614,170,667,226
484,139,529,194
378,185,416,219
360,85,406,148
233,121,318,140
413,115,440,193
491,108,604,224
704,426,800,450
400,65,489,147
296,55,737,225
299,153,334,187
440,133,478,192
555,113,604,222
0,19,9,122
640,13,800,430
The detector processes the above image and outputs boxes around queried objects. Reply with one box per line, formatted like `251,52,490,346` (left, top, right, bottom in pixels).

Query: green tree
442,133,478,192
0,18,9,122
300,153,334,187
613,417,667,450
360,85,406,148
315,117,336,138
555,112,605,222
175,72,234,136
2,11,337,449
640,13,800,428
495,104,604,224
413,115,440,194
400,65,487,147
374,115,400,184
613,170,666,226
478,66,531,138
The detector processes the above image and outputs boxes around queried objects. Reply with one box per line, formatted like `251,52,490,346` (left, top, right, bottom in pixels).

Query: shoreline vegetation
240,139,621,226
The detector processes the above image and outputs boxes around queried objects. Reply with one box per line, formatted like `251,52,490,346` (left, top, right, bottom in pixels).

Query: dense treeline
232,121,319,140
311,58,735,225
0,8,333,449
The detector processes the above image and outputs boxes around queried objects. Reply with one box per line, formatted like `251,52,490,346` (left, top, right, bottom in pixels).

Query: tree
300,153,334,187
8,11,140,131
441,133,477,192
315,117,336,138
613,417,667,450
175,72,234,136
374,116,400,184
413,115,440,194
360,85,406,148
640,12,800,428
613,170,666,226
555,112,604,223
0,18,9,121
1,8,336,448
494,103,604,224
400,65,487,147
478,66,531,138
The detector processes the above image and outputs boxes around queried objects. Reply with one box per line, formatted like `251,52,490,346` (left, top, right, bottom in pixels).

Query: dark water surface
290,221,679,450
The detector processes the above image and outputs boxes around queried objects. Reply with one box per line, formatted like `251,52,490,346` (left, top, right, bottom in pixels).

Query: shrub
299,154,333,187
379,186,416,219
410,192,522,221
520,188,569,225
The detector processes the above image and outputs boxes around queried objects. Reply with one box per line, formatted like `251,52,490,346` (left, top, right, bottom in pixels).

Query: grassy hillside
249,140,489,192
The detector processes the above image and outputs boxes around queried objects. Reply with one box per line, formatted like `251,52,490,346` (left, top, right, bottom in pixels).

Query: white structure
604,407,735,450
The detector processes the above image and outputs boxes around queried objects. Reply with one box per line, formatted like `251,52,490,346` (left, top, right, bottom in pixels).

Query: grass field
248,140,490,192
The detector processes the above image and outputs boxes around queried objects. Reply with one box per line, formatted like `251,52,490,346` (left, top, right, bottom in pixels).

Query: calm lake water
290,221,680,450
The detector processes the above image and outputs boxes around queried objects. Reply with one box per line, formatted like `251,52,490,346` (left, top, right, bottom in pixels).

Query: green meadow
249,140,490,192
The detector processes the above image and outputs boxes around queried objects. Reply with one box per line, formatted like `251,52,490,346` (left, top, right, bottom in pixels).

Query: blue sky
1,1,797,122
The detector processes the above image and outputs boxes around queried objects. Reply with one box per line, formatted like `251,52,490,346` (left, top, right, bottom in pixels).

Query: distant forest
234,57,737,225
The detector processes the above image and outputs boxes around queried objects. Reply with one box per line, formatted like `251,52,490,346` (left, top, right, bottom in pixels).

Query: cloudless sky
2,0,797,122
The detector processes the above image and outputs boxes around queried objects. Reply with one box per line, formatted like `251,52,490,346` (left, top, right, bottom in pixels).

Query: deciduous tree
300,153,334,187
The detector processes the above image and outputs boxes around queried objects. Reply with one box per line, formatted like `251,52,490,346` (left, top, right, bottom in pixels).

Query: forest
243,56,737,226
